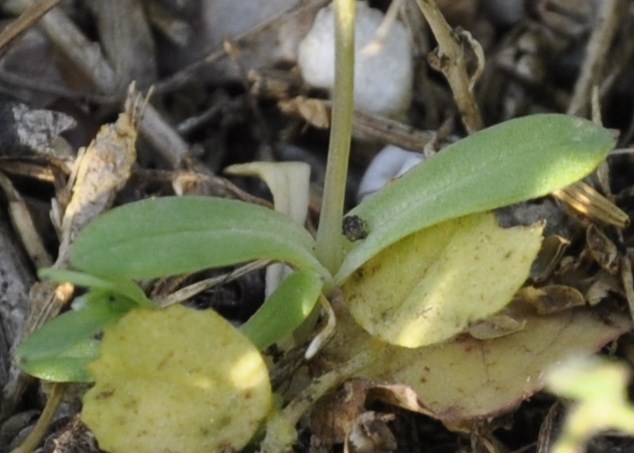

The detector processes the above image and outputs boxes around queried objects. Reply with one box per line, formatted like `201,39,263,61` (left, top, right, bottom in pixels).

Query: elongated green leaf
18,339,100,383
70,196,329,280
241,270,323,350
335,114,614,284
17,295,136,382
39,268,155,308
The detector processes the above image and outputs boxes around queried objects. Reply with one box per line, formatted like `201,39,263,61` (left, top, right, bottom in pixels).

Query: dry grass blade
552,181,629,228
414,0,483,133
5,0,118,94
278,96,435,152
0,171,52,269
567,0,623,116
0,0,62,57
156,260,270,308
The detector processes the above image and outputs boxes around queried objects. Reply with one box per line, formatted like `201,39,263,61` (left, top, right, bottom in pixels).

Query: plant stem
11,383,65,453
260,348,375,452
315,0,356,274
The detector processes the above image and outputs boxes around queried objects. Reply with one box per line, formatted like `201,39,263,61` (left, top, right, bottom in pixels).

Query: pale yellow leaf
343,212,543,347
82,305,271,453
224,161,310,226
319,300,630,423
225,161,310,296
467,314,526,339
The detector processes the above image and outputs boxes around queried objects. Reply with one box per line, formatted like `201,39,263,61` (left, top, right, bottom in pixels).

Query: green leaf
70,196,330,280
546,356,634,453
38,268,155,308
18,339,100,383
335,114,615,284
241,270,323,350
17,295,136,382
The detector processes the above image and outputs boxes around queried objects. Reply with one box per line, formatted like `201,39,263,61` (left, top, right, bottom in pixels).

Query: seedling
16,0,616,449
546,356,634,453
17,111,614,448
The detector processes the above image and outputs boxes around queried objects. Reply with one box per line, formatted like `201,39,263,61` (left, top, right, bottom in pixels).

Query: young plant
17,113,614,450
65,114,613,290
16,0,616,449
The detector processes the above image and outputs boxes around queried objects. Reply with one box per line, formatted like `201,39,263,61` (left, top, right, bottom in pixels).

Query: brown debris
518,285,587,315
553,181,629,229
1,85,147,423
55,84,147,265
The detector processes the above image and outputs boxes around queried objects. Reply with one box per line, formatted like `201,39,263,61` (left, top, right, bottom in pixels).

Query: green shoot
314,0,356,273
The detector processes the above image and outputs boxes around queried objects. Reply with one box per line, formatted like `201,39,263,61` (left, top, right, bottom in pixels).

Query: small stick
154,0,329,95
414,0,484,133
0,171,52,268
139,104,190,167
277,96,435,152
156,260,270,307
5,0,190,168
5,0,118,94
567,0,622,116
0,0,62,57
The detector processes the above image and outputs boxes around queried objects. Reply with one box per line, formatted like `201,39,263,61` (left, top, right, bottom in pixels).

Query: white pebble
298,1,413,119
358,145,423,202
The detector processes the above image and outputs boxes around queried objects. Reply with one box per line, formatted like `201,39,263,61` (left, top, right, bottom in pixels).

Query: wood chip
56,83,147,265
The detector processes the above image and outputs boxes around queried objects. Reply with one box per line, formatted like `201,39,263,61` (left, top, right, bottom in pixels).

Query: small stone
298,2,413,119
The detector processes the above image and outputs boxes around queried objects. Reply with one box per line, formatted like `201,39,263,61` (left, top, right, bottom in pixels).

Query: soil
1,0,634,452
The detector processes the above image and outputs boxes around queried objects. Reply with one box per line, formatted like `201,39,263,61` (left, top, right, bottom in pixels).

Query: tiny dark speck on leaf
342,215,368,242
96,389,115,399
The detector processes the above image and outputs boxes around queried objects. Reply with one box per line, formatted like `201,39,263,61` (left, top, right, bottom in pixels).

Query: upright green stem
315,0,356,274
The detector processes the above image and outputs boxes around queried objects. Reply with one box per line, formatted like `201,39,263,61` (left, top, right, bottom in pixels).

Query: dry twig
277,96,435,152
0,172,52,269
567,0,623,116
4,0,190,166
414,0,484,133
92,0,158,90
5,0,118,95
154,0,329,95
0,0,61,57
